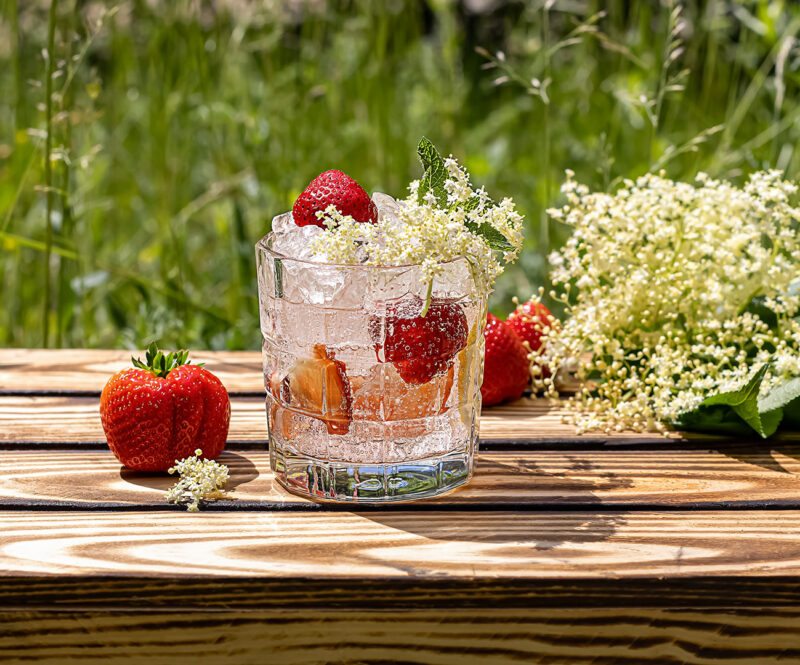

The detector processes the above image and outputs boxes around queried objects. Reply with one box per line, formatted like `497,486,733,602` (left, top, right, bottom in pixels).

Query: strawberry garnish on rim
292,169,378,228
369,296,468,385
277,344,353,435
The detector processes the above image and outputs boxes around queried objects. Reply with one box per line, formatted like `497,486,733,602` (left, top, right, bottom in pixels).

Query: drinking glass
256,232,486,502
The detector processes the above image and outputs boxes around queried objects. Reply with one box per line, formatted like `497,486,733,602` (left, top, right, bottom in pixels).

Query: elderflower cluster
165,449,230,511
309,157,523,294
532,170,800,433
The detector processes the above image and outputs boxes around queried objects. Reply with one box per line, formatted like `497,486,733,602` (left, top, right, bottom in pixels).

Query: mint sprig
416,137,513,251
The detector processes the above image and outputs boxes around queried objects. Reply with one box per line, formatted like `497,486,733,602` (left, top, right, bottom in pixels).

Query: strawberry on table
506,297,556,354
100,345,230,472
481,312,530,406
369,296,469,385
293,169,378,228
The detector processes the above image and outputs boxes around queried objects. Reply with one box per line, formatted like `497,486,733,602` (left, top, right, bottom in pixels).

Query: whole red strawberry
481,312,530,406
100,345,230,471
369,296,468,385
292,169,378,228
506,298,556,354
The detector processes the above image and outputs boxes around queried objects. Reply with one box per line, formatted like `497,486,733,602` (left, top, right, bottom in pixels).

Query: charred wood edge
1,576,800,610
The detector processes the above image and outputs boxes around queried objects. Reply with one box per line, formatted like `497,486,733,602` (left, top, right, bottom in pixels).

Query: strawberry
481,312,530,406
100,345,230,471
506,298,556,354
292,169,378,228
369,296,468,385
274,344,352,435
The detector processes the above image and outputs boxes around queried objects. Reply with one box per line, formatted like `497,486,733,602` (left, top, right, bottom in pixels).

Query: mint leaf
465,221,514,251
671,363,780,438
417,137,438,172
416,137,448,207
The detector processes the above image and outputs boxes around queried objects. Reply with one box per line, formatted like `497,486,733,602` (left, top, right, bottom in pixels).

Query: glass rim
255,231,470,270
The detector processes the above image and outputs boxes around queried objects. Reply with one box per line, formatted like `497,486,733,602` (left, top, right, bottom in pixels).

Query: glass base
270,435,477,503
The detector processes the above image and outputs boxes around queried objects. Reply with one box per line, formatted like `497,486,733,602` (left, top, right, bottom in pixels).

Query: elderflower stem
420,278,434,317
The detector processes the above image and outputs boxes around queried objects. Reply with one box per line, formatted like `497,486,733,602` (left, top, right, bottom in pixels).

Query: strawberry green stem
132,342,196,378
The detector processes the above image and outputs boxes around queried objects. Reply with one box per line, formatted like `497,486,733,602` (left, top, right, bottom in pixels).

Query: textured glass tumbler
256,232,486,503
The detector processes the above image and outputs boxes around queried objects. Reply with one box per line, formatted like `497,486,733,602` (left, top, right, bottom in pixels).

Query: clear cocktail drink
256,229,486,502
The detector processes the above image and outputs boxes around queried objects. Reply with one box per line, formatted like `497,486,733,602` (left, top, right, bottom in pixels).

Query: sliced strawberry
292,169,378,228
481,312,530,406
369,296,468,385
279,344,352,435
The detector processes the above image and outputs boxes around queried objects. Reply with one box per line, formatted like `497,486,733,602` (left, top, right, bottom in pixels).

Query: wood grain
3,511,800,579
0,349,265,394
0,395,698,446
3,575,800,611
3,608,800,665
2,449,800,510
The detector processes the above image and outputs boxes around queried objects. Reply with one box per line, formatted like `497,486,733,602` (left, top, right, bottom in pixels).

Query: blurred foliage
1,0,800,350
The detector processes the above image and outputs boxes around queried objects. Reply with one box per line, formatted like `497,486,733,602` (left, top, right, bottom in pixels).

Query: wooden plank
0,395,698,446
2,575,800,611
0,349,265,394
2,608,800,664
3,511,800,579
1,449,800,510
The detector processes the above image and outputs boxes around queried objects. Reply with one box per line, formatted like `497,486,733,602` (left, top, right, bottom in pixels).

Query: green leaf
465,221,515,251
417,136,438,172
672,363,781,438
416,137,448,207
759,376,800,429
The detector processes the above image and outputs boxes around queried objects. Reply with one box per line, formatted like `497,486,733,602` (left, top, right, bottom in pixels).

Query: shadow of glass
358,454,631,549
119,451,260,491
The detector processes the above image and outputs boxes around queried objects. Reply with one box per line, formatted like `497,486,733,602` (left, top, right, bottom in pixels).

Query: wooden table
2,349,800,663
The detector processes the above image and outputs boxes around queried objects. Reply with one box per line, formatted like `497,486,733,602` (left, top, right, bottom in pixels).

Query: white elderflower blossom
165,449,230,511
531,170,800,433
308,151,523,298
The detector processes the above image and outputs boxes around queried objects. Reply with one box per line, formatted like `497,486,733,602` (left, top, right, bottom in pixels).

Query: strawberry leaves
132,342,199,379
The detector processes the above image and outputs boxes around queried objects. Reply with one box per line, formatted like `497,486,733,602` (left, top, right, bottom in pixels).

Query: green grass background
1,0,799,350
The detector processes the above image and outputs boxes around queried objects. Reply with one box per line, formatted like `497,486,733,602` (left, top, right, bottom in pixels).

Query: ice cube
372,192,405,231
432,259,473,299
271,224,326,261
271,211,296,234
